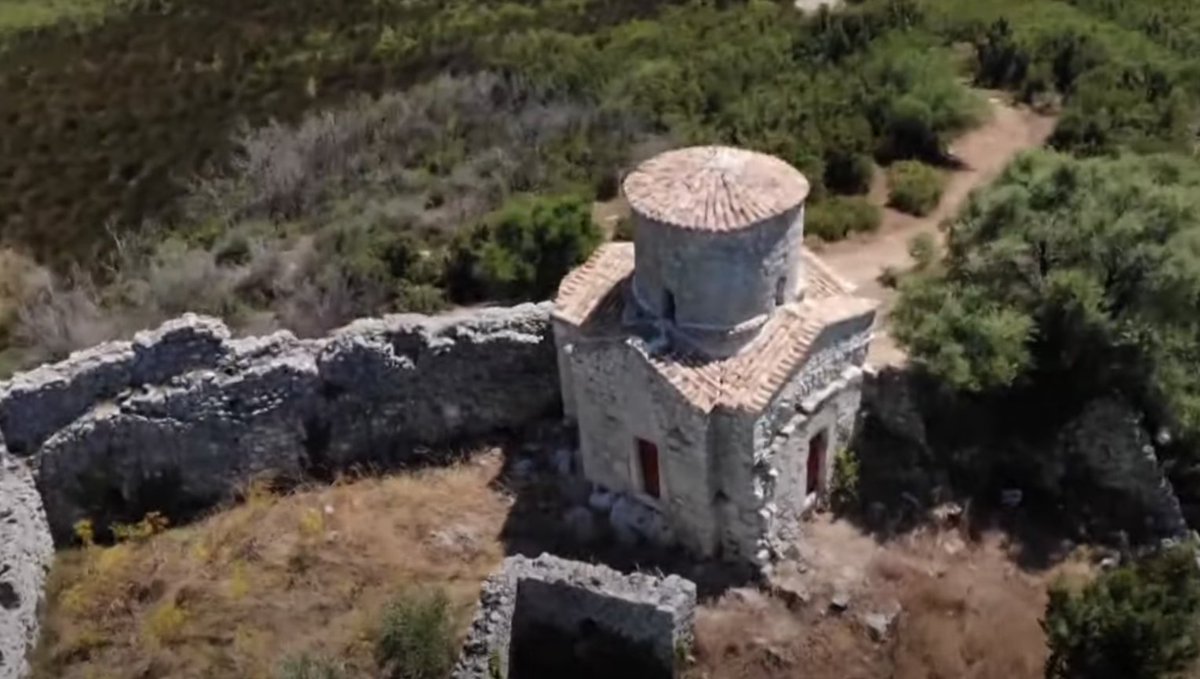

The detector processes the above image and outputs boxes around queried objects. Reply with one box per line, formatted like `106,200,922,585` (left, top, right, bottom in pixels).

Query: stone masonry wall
0,441,55,679
454,553,697,679
0,304,560,543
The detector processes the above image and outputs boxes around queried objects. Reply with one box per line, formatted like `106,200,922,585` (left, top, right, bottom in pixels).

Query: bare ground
689,514,1092,679
812,94,1057,365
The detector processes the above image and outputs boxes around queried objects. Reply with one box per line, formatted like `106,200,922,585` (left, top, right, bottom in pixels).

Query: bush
1043,546,1200,679
888,161,944,216
830,448,861,512
806,196,882,241
277,653,346,679
375,589,456,679
448,193,601,302
907,232,938,269
823,152,875,195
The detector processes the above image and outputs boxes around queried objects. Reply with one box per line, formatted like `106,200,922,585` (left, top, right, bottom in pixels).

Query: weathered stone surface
0,304,560,543
0,443,54,679
0,314,232,457
454,553,696,679
1057,398,1190,540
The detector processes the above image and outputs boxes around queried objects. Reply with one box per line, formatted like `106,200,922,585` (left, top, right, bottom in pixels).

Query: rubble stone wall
0,442,54,679
0,304,560,542
454,553,696,679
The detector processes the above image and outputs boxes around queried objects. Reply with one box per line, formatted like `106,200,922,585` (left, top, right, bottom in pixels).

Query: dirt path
812,95,1057,365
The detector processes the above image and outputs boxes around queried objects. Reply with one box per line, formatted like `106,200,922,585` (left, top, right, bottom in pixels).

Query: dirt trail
812,95,1057,365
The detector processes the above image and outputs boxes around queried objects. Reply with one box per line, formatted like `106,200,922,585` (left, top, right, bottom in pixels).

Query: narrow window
636,438,661,499
774,277,788,306
662,289,676,323
806,430,828,496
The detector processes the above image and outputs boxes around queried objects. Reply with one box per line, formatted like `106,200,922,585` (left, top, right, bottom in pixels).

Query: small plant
375,588,456,679
111,512,170,543
907,232,938,270
887,161,945,216
73,518,96,548
830,448,861,513
142,601,188,647
277,653,347,679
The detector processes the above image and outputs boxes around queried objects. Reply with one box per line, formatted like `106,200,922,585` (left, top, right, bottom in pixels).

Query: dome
622,146,810,232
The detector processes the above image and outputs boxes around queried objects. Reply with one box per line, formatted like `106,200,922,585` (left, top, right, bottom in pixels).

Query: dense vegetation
0,0,1002,369
1043,545,1200,679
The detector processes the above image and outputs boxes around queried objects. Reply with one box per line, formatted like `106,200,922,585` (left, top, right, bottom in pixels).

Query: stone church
553,146,877,566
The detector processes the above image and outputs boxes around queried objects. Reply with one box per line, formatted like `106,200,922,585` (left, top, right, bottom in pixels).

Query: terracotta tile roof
623,146,811,232
554,242,635,327
645,296,876,413
553,242,876,414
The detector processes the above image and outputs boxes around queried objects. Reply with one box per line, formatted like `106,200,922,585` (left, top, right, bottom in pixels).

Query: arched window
774,277,788,306
662,289,676,322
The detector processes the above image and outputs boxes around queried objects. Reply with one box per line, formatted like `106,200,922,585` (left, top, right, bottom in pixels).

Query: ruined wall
0,304,560,543
0,443,55,679
454,553,696,679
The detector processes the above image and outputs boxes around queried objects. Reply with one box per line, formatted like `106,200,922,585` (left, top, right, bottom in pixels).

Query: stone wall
0,443,55,679
454,553,696,679
0,304,560,543
715,317,872,564
566,339,717,556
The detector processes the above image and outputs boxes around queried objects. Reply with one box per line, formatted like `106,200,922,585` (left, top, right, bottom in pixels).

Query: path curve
812,94,1057,365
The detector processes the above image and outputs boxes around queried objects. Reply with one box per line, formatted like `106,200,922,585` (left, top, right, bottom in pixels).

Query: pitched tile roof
553,242,877,414
622,146,811,232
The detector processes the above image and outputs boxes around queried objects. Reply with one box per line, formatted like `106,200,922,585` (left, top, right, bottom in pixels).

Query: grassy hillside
0,0,117,37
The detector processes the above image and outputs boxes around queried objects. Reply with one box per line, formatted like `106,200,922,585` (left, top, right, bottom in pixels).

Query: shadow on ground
489,421,759,600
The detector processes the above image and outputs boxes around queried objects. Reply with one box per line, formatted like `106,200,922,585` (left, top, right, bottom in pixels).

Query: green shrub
277,653,346,679
1043,546,1200,679
830,448,861,513
907,232,938,269
887,161,944,216
823,152,875,195
806,197,882,241
375,588,456,679
448,193,601,302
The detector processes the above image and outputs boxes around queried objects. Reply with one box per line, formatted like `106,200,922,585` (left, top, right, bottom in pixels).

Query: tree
893,151,1200,442
1043,545,1200,679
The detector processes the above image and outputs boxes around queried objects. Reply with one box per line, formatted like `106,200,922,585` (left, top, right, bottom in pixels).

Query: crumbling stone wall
0,304,559,543
0,441,54,679
454,553,696,679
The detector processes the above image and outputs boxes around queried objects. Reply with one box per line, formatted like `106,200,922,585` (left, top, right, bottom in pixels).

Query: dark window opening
662,289,676,323
807,430,828,496
636,438,661,499
775,277,788,306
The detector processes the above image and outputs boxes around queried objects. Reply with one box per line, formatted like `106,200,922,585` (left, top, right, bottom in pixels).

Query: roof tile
623,146,810,232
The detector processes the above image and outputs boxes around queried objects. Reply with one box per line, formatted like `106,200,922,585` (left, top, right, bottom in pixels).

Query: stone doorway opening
636,438,662,499
806,430,828,499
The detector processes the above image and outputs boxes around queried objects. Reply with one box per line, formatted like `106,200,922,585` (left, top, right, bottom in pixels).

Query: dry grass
688,516,1093,679
31,451,512,679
